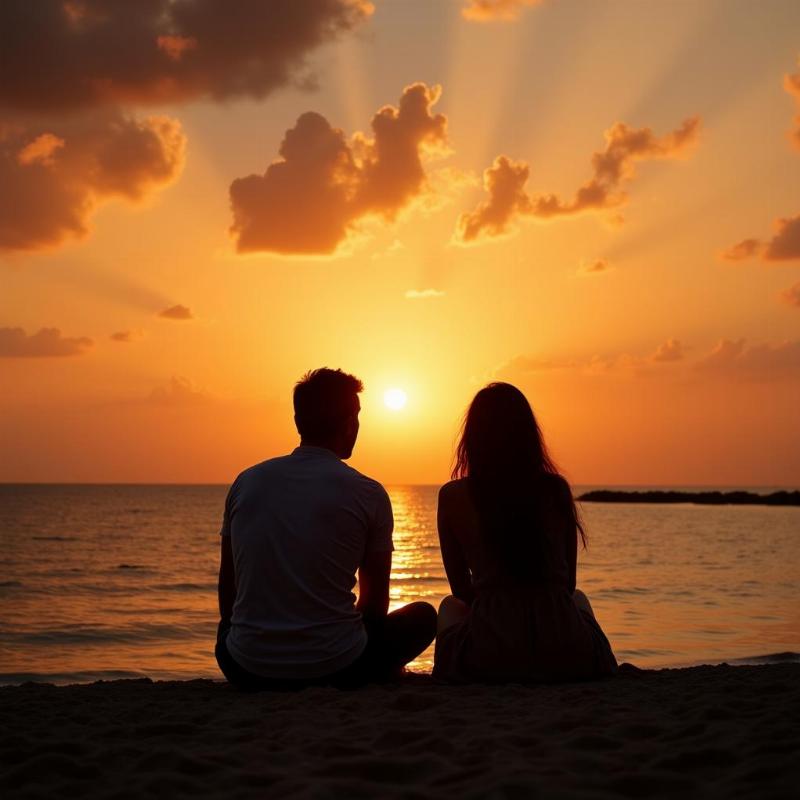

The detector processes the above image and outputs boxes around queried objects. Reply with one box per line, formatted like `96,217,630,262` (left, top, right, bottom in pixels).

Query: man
215,367,436,689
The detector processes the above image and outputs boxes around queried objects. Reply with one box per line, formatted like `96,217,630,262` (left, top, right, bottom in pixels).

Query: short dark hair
293,368,363,440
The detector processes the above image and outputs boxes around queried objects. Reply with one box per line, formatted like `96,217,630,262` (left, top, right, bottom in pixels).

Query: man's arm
356,550,391,622
218,534,236,625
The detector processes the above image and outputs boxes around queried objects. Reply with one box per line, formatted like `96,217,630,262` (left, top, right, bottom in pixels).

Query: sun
383,387,407,411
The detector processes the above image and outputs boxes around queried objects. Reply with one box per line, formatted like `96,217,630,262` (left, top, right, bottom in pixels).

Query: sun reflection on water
386,486,449,670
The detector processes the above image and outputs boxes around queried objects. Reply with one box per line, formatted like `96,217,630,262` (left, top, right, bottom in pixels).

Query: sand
2,663,798,799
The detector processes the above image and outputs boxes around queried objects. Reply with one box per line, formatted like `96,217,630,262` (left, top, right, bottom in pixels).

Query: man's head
293,368,363,459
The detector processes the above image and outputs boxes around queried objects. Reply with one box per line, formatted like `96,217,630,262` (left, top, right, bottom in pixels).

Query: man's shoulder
337,462,388,498
232,454,294,485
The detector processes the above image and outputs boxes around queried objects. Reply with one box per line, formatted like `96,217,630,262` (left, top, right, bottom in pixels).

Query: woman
433,382,617,683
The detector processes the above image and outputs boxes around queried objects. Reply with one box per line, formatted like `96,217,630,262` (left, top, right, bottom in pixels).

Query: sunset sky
1,0,799,486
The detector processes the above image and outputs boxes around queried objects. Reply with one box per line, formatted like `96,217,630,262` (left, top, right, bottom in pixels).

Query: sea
0,484,798,685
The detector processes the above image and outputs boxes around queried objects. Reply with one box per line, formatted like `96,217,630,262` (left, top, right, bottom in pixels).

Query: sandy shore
2,663,798,798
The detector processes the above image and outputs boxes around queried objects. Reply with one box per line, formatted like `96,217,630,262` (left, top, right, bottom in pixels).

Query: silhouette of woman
434,383,617,683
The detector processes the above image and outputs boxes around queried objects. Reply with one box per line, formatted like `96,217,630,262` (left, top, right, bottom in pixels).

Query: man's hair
293,368,363,440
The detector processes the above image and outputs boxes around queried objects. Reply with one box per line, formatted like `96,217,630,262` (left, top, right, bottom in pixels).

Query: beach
2,662,798,798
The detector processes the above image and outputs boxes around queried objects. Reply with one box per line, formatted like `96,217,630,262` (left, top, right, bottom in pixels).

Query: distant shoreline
577,489,800,506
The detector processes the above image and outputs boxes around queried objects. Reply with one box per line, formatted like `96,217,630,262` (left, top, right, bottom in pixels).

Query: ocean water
0,484,797,685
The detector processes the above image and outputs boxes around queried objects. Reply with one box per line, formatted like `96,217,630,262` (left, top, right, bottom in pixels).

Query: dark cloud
780,282,800,309
0,1,371,253
158,304,193,320
785,57,800,150
578,259,610,276
462,0,542,22
229,83,448,255
0,111,185,252
457,118,700,242
720,238,761,261
651,339,684,363
764,214,800,261
0,0,373,112
722,216,800,264
0,326,93,357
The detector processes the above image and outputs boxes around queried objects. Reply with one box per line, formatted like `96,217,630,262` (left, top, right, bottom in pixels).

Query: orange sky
1,0,799,486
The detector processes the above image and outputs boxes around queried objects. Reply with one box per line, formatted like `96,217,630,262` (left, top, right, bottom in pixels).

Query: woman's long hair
452,383,585,579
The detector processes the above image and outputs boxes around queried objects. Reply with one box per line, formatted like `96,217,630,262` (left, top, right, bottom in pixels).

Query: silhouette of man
216,368,436,689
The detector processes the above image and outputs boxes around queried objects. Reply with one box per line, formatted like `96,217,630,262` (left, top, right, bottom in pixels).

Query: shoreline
3,650,798,688
2,662,797,798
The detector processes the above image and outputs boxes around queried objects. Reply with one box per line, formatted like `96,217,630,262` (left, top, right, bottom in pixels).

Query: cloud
785,57,800,149
720,238,761,261
578,259,610,276
0,326,93,357
696,338,800,380
0,111,186,252
0,2,371,253
764,214,800,261
651,339,684,362
110,330,144,343
229,83,448,255
405,288,445,299
0,0,374,112
722,215,800,264
158,304,193,320
456,156,531,242
457,117,700,242
723,62,800,266
147,376,212,406
780,282,800,308
16,133,65,166
462,0,543,22
500,337,800,384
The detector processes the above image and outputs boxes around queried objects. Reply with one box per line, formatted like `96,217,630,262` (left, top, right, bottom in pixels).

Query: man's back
221,445,393,679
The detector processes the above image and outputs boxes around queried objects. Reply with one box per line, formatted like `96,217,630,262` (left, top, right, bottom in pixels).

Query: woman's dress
433,478,618,683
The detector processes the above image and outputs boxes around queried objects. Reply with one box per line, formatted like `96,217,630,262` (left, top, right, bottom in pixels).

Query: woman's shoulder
439,479,477,517
439,477,468,492
439,478,469,502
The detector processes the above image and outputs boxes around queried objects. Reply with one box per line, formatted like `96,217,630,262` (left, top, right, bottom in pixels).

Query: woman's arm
566,511,577,595
437,485,474,605
560,479,578,595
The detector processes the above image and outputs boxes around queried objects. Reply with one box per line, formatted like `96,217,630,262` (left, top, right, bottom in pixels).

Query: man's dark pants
215,602,437,691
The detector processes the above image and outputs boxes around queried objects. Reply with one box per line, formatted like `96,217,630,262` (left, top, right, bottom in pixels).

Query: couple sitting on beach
215,368,617,689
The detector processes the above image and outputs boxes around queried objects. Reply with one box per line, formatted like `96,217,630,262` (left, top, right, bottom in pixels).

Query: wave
150,582,217,592
594,587,653,597
0,622,212,646
0,669,151,686
728,651,800,665
31,536,78,542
